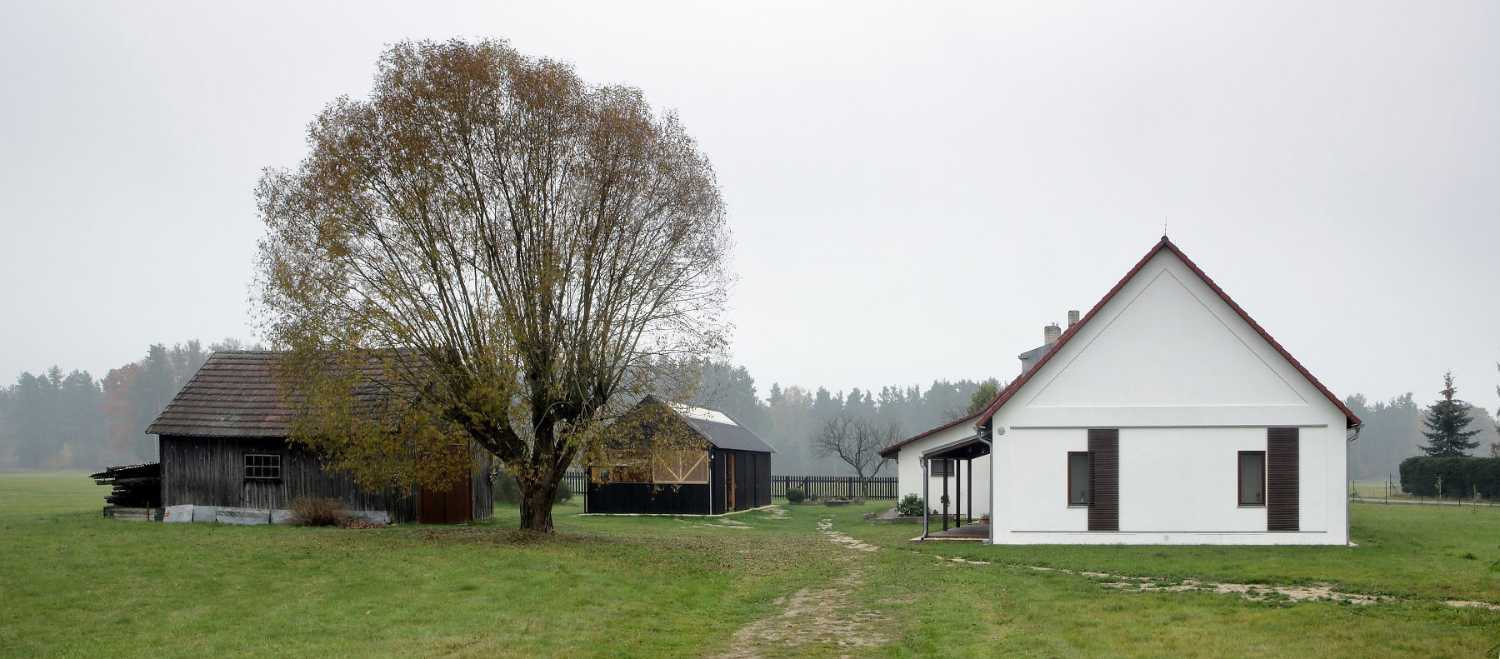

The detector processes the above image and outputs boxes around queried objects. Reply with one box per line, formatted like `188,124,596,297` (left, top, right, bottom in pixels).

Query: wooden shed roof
145,351,403,438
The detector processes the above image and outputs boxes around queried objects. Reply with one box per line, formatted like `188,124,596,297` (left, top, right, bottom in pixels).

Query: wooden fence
772,475,898,500
563,470,588,496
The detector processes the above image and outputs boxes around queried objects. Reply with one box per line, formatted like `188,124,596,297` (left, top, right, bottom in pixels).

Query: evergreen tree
1419,371,1481,457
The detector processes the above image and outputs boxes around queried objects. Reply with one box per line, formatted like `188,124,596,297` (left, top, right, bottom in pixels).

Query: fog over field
1,2,1498,474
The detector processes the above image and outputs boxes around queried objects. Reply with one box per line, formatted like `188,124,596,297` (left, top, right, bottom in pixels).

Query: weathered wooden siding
471,446,494,521
160,435,418,521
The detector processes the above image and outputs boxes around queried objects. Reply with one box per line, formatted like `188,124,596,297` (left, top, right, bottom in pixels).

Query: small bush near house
896,494,925,517
785,488,806,504
290,497,348,526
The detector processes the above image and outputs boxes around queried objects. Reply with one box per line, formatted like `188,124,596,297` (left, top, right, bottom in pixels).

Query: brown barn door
1267,428,1299,531
1087,429,1119,532
419,470,474,524
726,453,736,511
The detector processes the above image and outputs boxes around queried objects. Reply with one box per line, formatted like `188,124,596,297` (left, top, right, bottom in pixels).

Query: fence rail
772,475,898,500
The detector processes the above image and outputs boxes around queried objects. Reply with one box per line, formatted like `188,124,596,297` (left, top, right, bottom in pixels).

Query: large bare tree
255,39,729,532
813,414,898,497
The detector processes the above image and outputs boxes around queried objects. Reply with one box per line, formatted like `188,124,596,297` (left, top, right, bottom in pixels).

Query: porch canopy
920,433,990,540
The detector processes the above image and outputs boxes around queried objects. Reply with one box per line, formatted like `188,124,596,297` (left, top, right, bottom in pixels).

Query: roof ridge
973,236,1358,429
882,236,1359,458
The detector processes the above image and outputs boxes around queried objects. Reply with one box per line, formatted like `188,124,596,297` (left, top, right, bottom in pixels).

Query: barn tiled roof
144,351,405,438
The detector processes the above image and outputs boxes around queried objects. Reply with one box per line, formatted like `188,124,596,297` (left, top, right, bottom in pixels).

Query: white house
881,237,1361,545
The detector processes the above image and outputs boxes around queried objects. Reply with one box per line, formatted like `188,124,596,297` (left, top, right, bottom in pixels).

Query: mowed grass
845,504,1500,657
850,502,1500,601
0,472,841,657
1,472,1498,657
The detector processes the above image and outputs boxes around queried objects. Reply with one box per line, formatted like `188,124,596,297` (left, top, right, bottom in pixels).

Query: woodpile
89,463,161,508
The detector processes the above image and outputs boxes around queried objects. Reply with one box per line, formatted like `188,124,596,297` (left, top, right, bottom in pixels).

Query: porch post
955,458,962,528
921,458,929,540
942,463,949,532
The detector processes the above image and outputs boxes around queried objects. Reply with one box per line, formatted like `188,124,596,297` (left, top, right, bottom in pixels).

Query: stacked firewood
89,463,162,508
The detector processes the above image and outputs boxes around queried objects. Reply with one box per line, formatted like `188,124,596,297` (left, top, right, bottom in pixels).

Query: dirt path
933,555,1500,611
717,516,887,658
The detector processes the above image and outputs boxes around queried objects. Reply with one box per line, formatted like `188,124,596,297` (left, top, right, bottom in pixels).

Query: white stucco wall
893,422,991,517
985,247,1351,545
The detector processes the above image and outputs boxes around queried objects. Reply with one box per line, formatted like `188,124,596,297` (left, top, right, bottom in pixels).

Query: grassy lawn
2,472,1498,657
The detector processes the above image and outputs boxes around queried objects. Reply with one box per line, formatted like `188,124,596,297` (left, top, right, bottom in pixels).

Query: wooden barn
146,351,493,524
584,397,774,515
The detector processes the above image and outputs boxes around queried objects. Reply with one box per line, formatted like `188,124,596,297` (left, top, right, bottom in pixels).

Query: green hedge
1398,456,1500,498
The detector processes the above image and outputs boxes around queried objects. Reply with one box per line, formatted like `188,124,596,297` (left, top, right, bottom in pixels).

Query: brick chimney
1044,323,1062,346
1067,309,1080,328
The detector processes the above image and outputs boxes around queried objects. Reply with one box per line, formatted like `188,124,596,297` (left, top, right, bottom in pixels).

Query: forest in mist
0,344,1495,480
0,340,260,470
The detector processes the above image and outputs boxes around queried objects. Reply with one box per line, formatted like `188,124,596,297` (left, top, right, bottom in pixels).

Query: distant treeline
7,342,1492,480
1345,392,1499,482
663,360,998,474
0,339,259,469
0,352,989,475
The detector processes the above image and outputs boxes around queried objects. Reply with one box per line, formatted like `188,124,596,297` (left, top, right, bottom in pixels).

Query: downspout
981,421,998,545
1346,423,1361,545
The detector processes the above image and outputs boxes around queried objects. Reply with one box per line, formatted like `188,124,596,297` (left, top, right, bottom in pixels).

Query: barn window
1239,450,1266,506
1067,451,1091,506
244,453,282,481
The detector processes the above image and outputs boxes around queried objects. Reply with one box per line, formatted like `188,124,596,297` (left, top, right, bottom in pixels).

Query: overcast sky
2,1,1497,408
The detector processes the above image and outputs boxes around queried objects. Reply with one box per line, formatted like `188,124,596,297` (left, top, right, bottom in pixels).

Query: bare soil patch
717,518,887,658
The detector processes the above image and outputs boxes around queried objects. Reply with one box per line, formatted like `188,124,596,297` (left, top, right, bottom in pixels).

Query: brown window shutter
1266,427,1299,531
1087,429,1119,531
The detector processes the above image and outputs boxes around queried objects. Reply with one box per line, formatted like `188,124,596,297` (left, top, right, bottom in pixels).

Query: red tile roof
880,236,1361,458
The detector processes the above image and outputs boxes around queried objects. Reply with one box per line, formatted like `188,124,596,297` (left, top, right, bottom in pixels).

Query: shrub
896,494,925,517
785,487,806,504
290,497,348,526
1399,456,1500,499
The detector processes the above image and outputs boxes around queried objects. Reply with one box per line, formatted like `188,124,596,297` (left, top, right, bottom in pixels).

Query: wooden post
942,465,949,532
967,458,973,523
955,459,962,528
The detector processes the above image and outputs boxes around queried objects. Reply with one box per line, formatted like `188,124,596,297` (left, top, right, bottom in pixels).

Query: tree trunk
517,475,559,533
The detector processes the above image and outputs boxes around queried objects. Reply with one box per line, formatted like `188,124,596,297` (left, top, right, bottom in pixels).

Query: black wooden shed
584,397,774,515
146,351,492,524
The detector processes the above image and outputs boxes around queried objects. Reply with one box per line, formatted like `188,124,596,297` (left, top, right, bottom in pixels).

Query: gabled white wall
893,422,990,517
988,248,1350,545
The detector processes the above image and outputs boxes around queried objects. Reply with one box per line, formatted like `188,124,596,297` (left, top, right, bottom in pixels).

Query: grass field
1,472,1498,657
